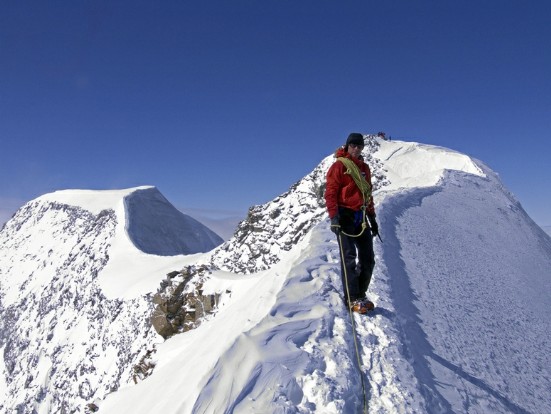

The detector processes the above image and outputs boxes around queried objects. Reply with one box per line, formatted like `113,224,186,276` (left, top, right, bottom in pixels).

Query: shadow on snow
379,187,530,414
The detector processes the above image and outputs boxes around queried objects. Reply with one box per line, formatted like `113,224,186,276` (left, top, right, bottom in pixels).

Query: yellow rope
337,157,371,239
337,157,372,205
333,157,372,412
338,233,369,414
340,206,368,238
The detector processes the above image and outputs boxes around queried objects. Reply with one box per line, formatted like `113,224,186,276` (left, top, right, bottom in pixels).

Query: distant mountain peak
29,186,224,257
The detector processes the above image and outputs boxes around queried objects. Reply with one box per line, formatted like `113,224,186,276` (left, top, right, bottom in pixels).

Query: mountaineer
325,133,379,314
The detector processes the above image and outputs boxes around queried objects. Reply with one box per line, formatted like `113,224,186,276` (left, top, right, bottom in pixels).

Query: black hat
346,133,364,147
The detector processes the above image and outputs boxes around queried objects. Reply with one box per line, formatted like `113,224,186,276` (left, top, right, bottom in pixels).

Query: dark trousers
337,229,375,305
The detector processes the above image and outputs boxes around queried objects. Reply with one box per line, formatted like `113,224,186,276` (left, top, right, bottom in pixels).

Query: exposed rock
132,348,157,384
85,403,99,413
151,308,176,338
151,266,220,339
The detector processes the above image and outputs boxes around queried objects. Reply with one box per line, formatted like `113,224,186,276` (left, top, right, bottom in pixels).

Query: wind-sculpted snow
193,225,424,413
100,223,426,413
125,187,222,256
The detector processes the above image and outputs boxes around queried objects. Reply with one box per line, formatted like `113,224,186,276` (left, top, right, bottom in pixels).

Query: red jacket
325,147,376,219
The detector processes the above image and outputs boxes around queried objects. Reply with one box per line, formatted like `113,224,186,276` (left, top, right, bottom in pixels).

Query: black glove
330,216,341,235
368,214,379,237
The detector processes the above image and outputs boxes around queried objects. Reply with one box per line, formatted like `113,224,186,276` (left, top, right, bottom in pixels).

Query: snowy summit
1,136,550,413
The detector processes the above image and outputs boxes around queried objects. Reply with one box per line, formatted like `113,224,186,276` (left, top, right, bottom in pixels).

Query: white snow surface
374,140,484,191
2,138,550,413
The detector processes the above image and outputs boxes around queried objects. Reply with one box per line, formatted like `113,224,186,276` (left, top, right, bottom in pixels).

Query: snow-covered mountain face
2,137,551,414
0,186,223,413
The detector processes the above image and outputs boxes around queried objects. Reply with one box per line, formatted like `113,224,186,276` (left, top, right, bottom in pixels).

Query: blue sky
1,0,550,227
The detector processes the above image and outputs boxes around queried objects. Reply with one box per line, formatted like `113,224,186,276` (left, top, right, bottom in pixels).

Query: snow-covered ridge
36,185,223,257
373,139,485,191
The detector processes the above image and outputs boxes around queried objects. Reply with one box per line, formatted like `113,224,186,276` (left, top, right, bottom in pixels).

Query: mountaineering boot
362,299,375,311
359,296,375,311
350,298,374,314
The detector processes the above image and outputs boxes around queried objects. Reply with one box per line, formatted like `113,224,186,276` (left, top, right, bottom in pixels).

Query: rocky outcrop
132,348,157,384
151,266,220,339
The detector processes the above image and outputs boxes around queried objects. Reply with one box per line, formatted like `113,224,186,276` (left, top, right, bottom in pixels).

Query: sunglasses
349,143,364,149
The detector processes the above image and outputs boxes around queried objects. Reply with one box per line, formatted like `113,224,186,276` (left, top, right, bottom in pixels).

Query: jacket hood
334,146,364,162
334,146,347,158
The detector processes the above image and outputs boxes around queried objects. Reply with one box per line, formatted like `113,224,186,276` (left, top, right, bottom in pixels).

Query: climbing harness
337,232,369,414
340,206,369,238
338,206,383,243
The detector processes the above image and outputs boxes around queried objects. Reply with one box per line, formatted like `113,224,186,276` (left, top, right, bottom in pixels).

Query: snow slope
378,167,551,413
99,138,551,413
